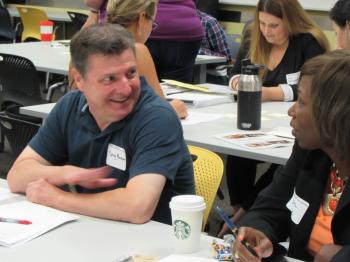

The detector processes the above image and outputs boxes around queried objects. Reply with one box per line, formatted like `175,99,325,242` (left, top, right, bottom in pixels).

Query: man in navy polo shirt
7,24,194,225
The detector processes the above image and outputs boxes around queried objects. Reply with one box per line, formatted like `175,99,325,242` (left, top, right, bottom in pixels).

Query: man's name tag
286,71,300,85
106,144,126,171
286,189,309,224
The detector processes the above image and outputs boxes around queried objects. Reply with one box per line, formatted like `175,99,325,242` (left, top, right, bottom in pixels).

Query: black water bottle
237,60,262,130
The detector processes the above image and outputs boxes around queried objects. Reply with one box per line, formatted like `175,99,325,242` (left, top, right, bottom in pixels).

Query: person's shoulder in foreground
7,23,194,225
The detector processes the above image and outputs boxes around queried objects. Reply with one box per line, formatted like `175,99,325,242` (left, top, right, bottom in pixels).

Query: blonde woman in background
107,0,187,118
230,0,329,102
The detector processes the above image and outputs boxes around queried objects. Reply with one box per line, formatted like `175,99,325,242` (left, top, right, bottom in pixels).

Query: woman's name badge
106,144,126,171
286,71,300,85
286,189,309,224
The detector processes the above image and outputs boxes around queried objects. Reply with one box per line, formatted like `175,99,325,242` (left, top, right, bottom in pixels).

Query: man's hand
48,166,117,189
26,179,65,207
233,227,273,262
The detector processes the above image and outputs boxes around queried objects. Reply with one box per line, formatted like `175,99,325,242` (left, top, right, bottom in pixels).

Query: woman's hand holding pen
233,227,273,262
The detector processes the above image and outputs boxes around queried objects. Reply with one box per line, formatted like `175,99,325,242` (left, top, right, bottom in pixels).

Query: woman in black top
220,0,329,237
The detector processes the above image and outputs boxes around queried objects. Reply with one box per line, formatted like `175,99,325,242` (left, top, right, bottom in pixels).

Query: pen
216,206,258,258
0,217,32,225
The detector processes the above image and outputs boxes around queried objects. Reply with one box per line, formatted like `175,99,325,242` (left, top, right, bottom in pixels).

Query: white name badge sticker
106,144,126,171
286,71,301,85
286,189,309,224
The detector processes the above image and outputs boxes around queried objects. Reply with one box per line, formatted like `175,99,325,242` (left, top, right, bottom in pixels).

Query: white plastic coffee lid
169,195,206,211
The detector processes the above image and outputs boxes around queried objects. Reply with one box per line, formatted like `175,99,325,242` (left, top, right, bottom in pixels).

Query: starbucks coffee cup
169,195,206,253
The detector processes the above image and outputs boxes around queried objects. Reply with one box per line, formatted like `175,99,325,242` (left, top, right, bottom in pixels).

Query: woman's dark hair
330,0,350,28
301,50,350,159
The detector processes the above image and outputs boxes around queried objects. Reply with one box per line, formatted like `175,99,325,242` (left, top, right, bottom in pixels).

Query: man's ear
71,68,84,92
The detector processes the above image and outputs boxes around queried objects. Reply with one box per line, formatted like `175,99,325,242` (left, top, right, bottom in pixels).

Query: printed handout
215,130,294,150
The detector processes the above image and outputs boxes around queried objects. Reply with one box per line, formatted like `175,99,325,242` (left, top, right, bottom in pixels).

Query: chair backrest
67,11,88,32
188,145,224,231
219,21,245,35
17,6,48,41
0,7,16,42
0,53,46,110
226,34,242,59
0,111,41,156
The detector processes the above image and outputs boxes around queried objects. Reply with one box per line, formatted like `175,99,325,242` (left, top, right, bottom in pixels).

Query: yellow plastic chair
188,145,224,231
323,30,337,50
17,6,49,42
219,21,245,35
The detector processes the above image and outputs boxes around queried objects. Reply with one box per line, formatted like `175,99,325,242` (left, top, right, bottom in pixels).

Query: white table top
0,176,304,262
7,4,89,22
0,42,225,76
184,101,293,165
0,180,214,262
0,41,70,75
219,0,337,12
20,100,293,165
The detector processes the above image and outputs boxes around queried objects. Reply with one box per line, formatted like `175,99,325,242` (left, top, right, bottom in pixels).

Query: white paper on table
201,83,234,94
0,201,79,247
267,126,294,139
0,188,20,201
159,255,217,262
181,111,224,126
167,92,233,108
214,130,294,150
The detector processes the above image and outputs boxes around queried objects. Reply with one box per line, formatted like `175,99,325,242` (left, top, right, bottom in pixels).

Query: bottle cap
242,64,260,75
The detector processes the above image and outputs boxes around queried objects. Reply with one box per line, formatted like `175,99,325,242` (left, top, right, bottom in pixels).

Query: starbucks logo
173,220,191,240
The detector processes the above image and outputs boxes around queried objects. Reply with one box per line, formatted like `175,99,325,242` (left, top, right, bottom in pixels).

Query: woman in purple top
84,0,108,26
146,0,204,83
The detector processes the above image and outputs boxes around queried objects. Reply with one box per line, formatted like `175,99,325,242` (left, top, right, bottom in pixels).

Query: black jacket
239,142,350,261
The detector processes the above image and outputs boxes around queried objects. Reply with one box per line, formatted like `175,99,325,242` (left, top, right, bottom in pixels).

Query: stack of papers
0,201,79,247
166,91,233,108
162,79,234,94
161,80,234,108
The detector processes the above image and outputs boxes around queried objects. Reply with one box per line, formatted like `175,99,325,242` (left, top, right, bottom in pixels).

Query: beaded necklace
323,163,348,216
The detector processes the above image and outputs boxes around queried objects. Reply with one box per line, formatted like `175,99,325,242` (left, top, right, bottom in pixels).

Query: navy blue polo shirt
29,77,194,224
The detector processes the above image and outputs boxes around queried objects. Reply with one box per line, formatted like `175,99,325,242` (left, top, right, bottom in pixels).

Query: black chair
0,53,46,153
0,7,17,43
67,11,88,32
0,53,47,110
0,109,41,156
